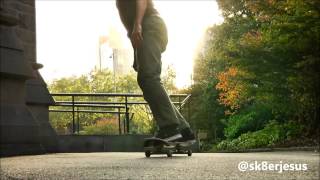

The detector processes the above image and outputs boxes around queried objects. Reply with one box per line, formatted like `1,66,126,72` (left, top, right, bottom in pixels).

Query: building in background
97,35,133,76
112,48,131,75
98,36,113,71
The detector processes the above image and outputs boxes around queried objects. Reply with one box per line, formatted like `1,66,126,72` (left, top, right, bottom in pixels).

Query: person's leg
136,30,179,128
172,103,190,129
136,16,182,137
136,16,195,142
171,102,195,142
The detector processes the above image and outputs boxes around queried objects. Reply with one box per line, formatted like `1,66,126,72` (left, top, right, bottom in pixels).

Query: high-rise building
112,48,131,75
97,35,132,75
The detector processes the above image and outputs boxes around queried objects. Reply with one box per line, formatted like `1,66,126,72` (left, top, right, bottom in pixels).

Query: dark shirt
116,0,158,36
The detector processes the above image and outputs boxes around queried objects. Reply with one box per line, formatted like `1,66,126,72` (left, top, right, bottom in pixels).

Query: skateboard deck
143,137,193,157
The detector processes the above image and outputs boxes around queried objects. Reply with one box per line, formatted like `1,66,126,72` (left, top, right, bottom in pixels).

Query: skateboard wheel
145,151,151,158
167,150,173,157
187,150,192,156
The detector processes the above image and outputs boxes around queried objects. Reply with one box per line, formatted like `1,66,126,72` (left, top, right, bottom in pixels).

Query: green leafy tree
192,0,319,149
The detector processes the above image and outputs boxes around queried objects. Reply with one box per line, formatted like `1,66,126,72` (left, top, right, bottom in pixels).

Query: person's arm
131,0,148,48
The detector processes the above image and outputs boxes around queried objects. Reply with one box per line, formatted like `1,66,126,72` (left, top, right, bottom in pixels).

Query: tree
192,0,319,145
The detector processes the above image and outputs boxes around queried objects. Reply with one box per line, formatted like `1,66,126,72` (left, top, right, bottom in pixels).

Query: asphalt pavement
0,151,319,180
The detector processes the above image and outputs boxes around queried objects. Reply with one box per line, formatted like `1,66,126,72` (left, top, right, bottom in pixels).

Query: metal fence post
77,107,80,134
178,96,182,111
125,96,129,134
188,96,191,122
72,95,75,134
118,107,121,135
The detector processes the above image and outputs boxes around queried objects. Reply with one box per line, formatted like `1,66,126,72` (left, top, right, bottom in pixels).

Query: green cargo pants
134,15,190,130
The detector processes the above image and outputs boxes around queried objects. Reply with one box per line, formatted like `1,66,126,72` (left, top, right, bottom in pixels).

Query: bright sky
36,0,223,89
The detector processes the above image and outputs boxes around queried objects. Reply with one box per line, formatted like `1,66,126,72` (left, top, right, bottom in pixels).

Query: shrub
214,120,303,152
81,118,119,135
224,104,272,139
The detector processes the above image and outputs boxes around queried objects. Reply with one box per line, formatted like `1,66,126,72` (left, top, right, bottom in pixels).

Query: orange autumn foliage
216,67,246,112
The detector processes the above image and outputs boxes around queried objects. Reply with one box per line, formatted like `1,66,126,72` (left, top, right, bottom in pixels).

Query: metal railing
49,93,191,135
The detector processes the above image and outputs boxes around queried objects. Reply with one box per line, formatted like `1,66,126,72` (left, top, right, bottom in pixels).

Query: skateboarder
116,0,195,143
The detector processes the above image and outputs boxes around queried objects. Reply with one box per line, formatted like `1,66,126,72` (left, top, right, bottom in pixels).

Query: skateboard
143,137,193,157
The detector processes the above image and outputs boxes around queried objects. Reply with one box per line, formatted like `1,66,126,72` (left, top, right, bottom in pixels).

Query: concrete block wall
58,135,200,153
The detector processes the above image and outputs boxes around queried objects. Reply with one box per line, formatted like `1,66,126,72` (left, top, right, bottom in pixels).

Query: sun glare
36,0,222,89
154,1,223,88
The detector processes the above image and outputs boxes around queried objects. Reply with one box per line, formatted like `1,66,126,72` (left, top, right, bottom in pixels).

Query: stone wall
0,0,57,156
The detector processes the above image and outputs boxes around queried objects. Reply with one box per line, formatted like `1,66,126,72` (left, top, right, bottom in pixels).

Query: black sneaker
153,124,182,142
178,128,196,144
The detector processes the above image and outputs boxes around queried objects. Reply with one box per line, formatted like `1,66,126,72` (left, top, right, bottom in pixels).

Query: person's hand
131,23,143,48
